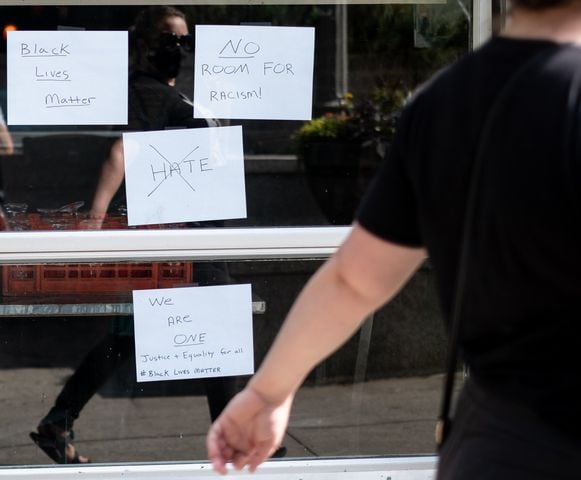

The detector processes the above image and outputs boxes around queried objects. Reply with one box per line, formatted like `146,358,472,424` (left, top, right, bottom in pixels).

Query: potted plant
296,85,408,225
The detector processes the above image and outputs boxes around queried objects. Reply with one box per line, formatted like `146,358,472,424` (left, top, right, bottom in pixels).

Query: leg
47,332,134,428
32,331,134,464
196,262,244,421
203,376,246,422
195,261,286,458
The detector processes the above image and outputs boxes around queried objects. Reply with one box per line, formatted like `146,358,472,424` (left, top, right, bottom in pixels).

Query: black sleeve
168,93,214,129
356,105,423,247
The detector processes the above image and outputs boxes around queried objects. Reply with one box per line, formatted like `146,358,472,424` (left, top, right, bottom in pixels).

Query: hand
77,211,106,230
206,386,293,475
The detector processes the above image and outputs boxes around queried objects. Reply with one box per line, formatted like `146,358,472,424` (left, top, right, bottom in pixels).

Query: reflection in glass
0,3,471,229
0,0,469,469
0,258,444,465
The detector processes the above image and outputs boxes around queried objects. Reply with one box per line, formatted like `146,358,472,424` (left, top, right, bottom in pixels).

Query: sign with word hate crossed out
133,284,254,382
7,31,127,125
123,126,246,226
193,25,315,120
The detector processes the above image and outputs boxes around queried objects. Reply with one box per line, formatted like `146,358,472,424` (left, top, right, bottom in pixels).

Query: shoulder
403,43,488,116
400,38,581,129
394,48,478,136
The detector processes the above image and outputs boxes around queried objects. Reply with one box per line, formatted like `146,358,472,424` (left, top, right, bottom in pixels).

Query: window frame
0,0,447,5
0,457,438,479
0,227,350,264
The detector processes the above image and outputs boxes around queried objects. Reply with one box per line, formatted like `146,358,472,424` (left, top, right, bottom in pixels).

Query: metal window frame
0,457,438,479
0,227,351,263
0,1,446,5
473,0,492,49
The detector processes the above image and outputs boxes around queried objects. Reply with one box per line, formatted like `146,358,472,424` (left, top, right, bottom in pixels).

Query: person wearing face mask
89,6,217,220
29,7,248,465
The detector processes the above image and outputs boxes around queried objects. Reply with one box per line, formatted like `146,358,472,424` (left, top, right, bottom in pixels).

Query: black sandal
271,446,287,458
30,424,90,464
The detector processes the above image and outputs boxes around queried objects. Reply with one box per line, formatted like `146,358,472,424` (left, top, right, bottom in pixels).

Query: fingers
247,443,276,473
208,424,277,474
207,417,257,474
231,442,276,473
206,388,293,474
232,451,252,471
207,423,233,475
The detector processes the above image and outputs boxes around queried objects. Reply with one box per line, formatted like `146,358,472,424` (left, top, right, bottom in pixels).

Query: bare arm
0,123,14,156
89,138,125,221
249,223,426,402
207,223,427,473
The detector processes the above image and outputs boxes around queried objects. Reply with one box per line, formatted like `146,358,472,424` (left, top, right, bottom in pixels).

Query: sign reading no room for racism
7,31,128,125
193,25,315,120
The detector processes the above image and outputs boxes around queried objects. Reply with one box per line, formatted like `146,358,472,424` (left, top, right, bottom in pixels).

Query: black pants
437,379,581,480
44,332,240,430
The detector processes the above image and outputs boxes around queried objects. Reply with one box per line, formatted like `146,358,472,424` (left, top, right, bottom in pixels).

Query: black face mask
150,44,182,79
149,33,192,79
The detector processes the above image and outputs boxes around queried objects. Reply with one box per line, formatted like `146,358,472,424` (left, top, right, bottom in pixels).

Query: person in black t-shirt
89,6,214,223
206,1,581,478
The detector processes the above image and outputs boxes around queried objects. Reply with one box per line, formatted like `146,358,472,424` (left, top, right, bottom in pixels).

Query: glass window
0,0,484,472
0,2,472,229
0,258,443,465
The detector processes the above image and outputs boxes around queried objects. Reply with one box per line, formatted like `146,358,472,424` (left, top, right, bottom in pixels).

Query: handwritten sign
123,125,246,226
7,31,128,125
193,25,315,120
133,284,254,382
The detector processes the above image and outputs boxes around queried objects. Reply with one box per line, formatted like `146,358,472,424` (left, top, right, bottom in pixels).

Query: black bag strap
435,47,556,449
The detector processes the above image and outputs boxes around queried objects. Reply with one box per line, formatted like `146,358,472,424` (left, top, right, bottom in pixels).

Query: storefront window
0,1,482,473
0,257,443,464
0,2,472,228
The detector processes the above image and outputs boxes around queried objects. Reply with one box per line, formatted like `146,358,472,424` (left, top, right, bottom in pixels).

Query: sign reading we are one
7,31,128,125
133,284,254,382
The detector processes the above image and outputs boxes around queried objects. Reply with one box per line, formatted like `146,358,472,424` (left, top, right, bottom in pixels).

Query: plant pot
300,140,362,225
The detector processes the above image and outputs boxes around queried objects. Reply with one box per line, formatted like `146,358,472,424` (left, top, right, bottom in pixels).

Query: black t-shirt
111,72,216,209
358,37,581,434
127,72,211,131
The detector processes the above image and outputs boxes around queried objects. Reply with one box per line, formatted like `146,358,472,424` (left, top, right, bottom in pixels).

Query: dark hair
511,0,574,9
130,6,186,72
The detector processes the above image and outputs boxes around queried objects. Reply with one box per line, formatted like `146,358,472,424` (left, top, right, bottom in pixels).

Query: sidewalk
0,367,443,466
